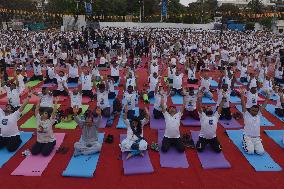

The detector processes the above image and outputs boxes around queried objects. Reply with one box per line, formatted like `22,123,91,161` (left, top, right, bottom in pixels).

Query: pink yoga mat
11,133,65,176
82,97,91,104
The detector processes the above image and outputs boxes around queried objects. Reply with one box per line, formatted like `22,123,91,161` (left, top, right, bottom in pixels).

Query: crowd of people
0,27,283,159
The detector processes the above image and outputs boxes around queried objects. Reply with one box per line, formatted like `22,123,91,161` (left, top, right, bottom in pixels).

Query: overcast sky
179,0,197,6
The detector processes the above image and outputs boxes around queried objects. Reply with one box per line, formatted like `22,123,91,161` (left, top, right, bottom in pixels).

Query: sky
179,0,197,6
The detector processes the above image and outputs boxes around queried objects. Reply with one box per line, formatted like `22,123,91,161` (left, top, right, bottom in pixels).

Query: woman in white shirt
120,105,150,160
30,59,43,81
0,95,31,152
275,88,284,117
67,61,79,83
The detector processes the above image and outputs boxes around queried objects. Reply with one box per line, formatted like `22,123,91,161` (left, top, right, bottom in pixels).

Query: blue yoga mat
149,97,155,104
62,133,104,178
236,78,248,86
230,96,241,103
210,80,218,87
0,132,33,168
171,95,215,105
266,104,284,122
226,130,282,171
264,130,284,148
67,83,78,88
259,90,278,101
116,108,139,129
235,105,274,126
114,79,120,87
108,90,119,105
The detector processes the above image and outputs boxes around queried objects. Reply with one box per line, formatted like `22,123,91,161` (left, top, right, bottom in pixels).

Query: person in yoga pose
120,104,150,159
160,96,185,153
196,90,225,153
240,88,270,155
182,87,199,120
0,95,32,152
73,107,102,157
216,83,232,120
153,85,170,119
31,97,59,156
275,87,284,117
95,79,111,118
2,79,21,111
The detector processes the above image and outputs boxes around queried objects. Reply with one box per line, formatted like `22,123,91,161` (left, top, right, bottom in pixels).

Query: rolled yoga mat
120,134,154,175
158,130,189,168
264,130,284,148
226,130,282,172
11,133,65,176
0,132,33,168
62,133,104,178
191,131,231,169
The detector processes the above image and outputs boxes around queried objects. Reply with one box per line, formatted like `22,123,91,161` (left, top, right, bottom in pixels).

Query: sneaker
150,142,159,152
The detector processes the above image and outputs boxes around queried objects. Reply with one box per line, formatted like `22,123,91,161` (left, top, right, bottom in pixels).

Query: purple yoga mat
219,119,242,129
181,118,200,127
149,106,166,129
158,130,189,168
120,134,154,175
191,131,231,169
99,117,108,128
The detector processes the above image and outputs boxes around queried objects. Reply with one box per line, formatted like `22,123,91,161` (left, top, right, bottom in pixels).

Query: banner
162,0,167,17
85,3,93,16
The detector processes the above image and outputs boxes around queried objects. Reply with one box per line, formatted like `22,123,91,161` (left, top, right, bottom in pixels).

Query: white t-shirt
97,91,110,109
276,94,284,109
243,111,261,137
5,86,21,107
173,74,183,90
199,112,220,139
36,114,56,143
188,67,196,80
216,89,230,108
164,111,182,138
110,66,119,77
123,92,136,110
246,91,258,108
40,94,53,108
0,110,20,137
184,94,197,111
154,93,168,111
80,74,92,90
124,118,148,141
68,64,79,78
56,75,67,91
70,93,82,108
126,78,136,88
200,78,211,92
33,64,42,76
47,67,56,79
149,76,158,92
150,64,159,75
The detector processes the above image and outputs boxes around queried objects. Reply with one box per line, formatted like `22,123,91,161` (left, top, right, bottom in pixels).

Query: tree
0,0,35,11
247,0,265,14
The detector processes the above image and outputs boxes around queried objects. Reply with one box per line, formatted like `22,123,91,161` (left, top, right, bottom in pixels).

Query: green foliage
247,0,265,14
259,17,273,29
246,22,255,30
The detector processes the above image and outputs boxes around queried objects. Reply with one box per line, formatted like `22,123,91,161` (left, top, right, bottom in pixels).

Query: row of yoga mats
1,129,284,178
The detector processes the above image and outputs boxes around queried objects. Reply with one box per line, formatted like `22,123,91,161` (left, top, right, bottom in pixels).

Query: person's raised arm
180,96,186,115
196,90,203,114
144,107,150,123
51,97,59,119
260,92,270,114
161,95,167,113
94,107,102,128
34,99,40,116
123,104,128,121
19,92,32,113
217,92,226,115
240,88,247,113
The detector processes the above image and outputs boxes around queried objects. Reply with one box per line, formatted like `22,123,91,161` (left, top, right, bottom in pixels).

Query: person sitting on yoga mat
31,97,59,156
160,96,185,153
261,75,274,97
73,107,102,157
199,73,213,100
120,104,150,159
123,85,138,120
33,87,54,115
167,64,176,84
125,71,137,89
67,60,79,83
216,83,232,120
79,69,95,101
15,66,25,94
186,63,198,84
245,86,259,110
110,61,120,83
3,80,21,111
0,94,32,152
148,72,160,99
44,62,57,84
91,64,101,82
182,87,199,120
153,85,170,119
171,70,183,96
240,63,248,83
107,76,116,99
239,88,270,155
53,71,68,96
62,87,82,122
195,90,225,153
275,87,284,117
95,80,111,118
30,58,43,81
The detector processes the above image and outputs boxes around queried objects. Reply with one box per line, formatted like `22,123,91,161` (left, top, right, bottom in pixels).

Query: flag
162,0,167,17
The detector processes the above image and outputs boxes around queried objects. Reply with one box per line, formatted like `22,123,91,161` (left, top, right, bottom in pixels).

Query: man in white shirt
239,88,270,155
171,70,183,96
216,83,232,120
182,87,199,120
275,87,284,117
96,82,111,118
53,71,68,96
80,69,95,100
67,61,80,83
160,95,185,153
195,90,225,153
4,82,21,110
123,85,138,120
148,72,159,99
30,59,43,81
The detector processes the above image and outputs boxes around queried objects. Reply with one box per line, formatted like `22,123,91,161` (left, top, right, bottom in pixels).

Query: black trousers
31,141,56,156
153,108,164,119
196,136,222,153
161,137,185,153
275,108,284,117
53,90,68,96
108,92,116,99
94,107,111,118
82,90,94,99
187,78,198,84
0,135,22,152
67,77,79,83
240,77,248,83
172,88,183,96
218,107,232,120
30,75,43,81
110,76,119,83
44,76,57,84
39,107,53,115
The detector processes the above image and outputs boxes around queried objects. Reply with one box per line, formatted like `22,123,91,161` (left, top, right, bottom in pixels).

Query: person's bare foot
139,152,144,157
126,152,133,160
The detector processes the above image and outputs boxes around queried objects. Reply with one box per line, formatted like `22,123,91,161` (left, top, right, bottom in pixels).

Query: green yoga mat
25,80,41,88
21,116,37,129
21,104,34,117
55,105,89,130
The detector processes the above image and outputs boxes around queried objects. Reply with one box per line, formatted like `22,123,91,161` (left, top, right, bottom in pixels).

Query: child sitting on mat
73,107,102,157
182,87,199,120
31,97,59,156
120,104,150,160
195,90,225,153
239,88,270,155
